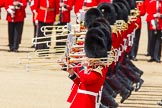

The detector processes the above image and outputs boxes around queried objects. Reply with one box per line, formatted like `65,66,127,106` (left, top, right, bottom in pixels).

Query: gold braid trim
92,66,103,76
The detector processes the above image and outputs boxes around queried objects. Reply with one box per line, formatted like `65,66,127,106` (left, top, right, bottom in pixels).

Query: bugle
40,25,69,36
40,24,82,36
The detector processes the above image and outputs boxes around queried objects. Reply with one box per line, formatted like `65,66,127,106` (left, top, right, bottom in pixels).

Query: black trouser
150,30,161,61
8,22,24,51
33,22,37,39
31,22,38,46
35,21,53,50
147,22,152,55
129,28,141,58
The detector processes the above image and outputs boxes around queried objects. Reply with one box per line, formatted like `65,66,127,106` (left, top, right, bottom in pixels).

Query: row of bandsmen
0,0,161,58
28,0,161,62
0,0,111,51
62,0,146,108
28,0,113,50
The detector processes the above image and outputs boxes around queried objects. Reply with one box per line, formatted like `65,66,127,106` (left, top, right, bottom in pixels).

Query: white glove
59,2,64,7
76,13,81,24
60,3,68,11
79,10,85,22
7,7,15,17
35,20,38,25
153,13,161,18
30,0,34,6
151,20,156,29
13,1,23,9
86,0,92,3
8,5,15,9
63,4,69,11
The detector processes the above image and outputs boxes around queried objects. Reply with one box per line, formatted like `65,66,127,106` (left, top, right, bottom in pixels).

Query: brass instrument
115,20,128,31
40,24,82,36
128,8,140,23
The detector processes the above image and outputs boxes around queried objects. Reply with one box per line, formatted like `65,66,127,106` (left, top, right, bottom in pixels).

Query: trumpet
66,50,117,63
58,55,117,70
32,32,86,47
40,23,82,36
128,9,140,22
130,8,140,17
40,25,69,36
32,38,67,45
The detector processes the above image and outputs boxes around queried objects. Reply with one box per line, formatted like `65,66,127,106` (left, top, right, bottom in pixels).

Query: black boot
119,63,141,83
134,79,144,91
116,73,134,91
104,80,118,98
157,100,162,106
120,64,144,92
124,57,143,76
125,62,142,77
120,86,131,103
100,87,118,108
117,69,133,85
106,75,130,103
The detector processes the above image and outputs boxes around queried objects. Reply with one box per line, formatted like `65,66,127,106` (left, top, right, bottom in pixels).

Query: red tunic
0,0,5,7
136,0,146,29
61,0,71,23
74,0,98,15
29,0,37,22
125,21,136,53
112,30,122,49
33,0,60,23
65,0,75,11
145,0,162,30
5,0,27,22
67,64,108,108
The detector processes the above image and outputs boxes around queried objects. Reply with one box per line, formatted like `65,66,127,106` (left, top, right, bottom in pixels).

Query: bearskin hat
91,17,111,32
116,2,129,22
88,21,103,29
113,0,130,15
88,17,111,33
88,17,112,51
112,3,123,20
84,8,103,28
84,28,107,58
98,26,112,51
97,2,116,25
126,0,136,9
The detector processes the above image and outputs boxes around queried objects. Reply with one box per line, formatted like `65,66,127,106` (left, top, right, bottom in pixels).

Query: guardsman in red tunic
74,0,98,14
67,27,109,108
145,0,162,63
64,0,98,23
129,0,146,61
74,0,98,23
54,0,72,47
5,0,27,52
33,0,60,50
59,0,71,25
